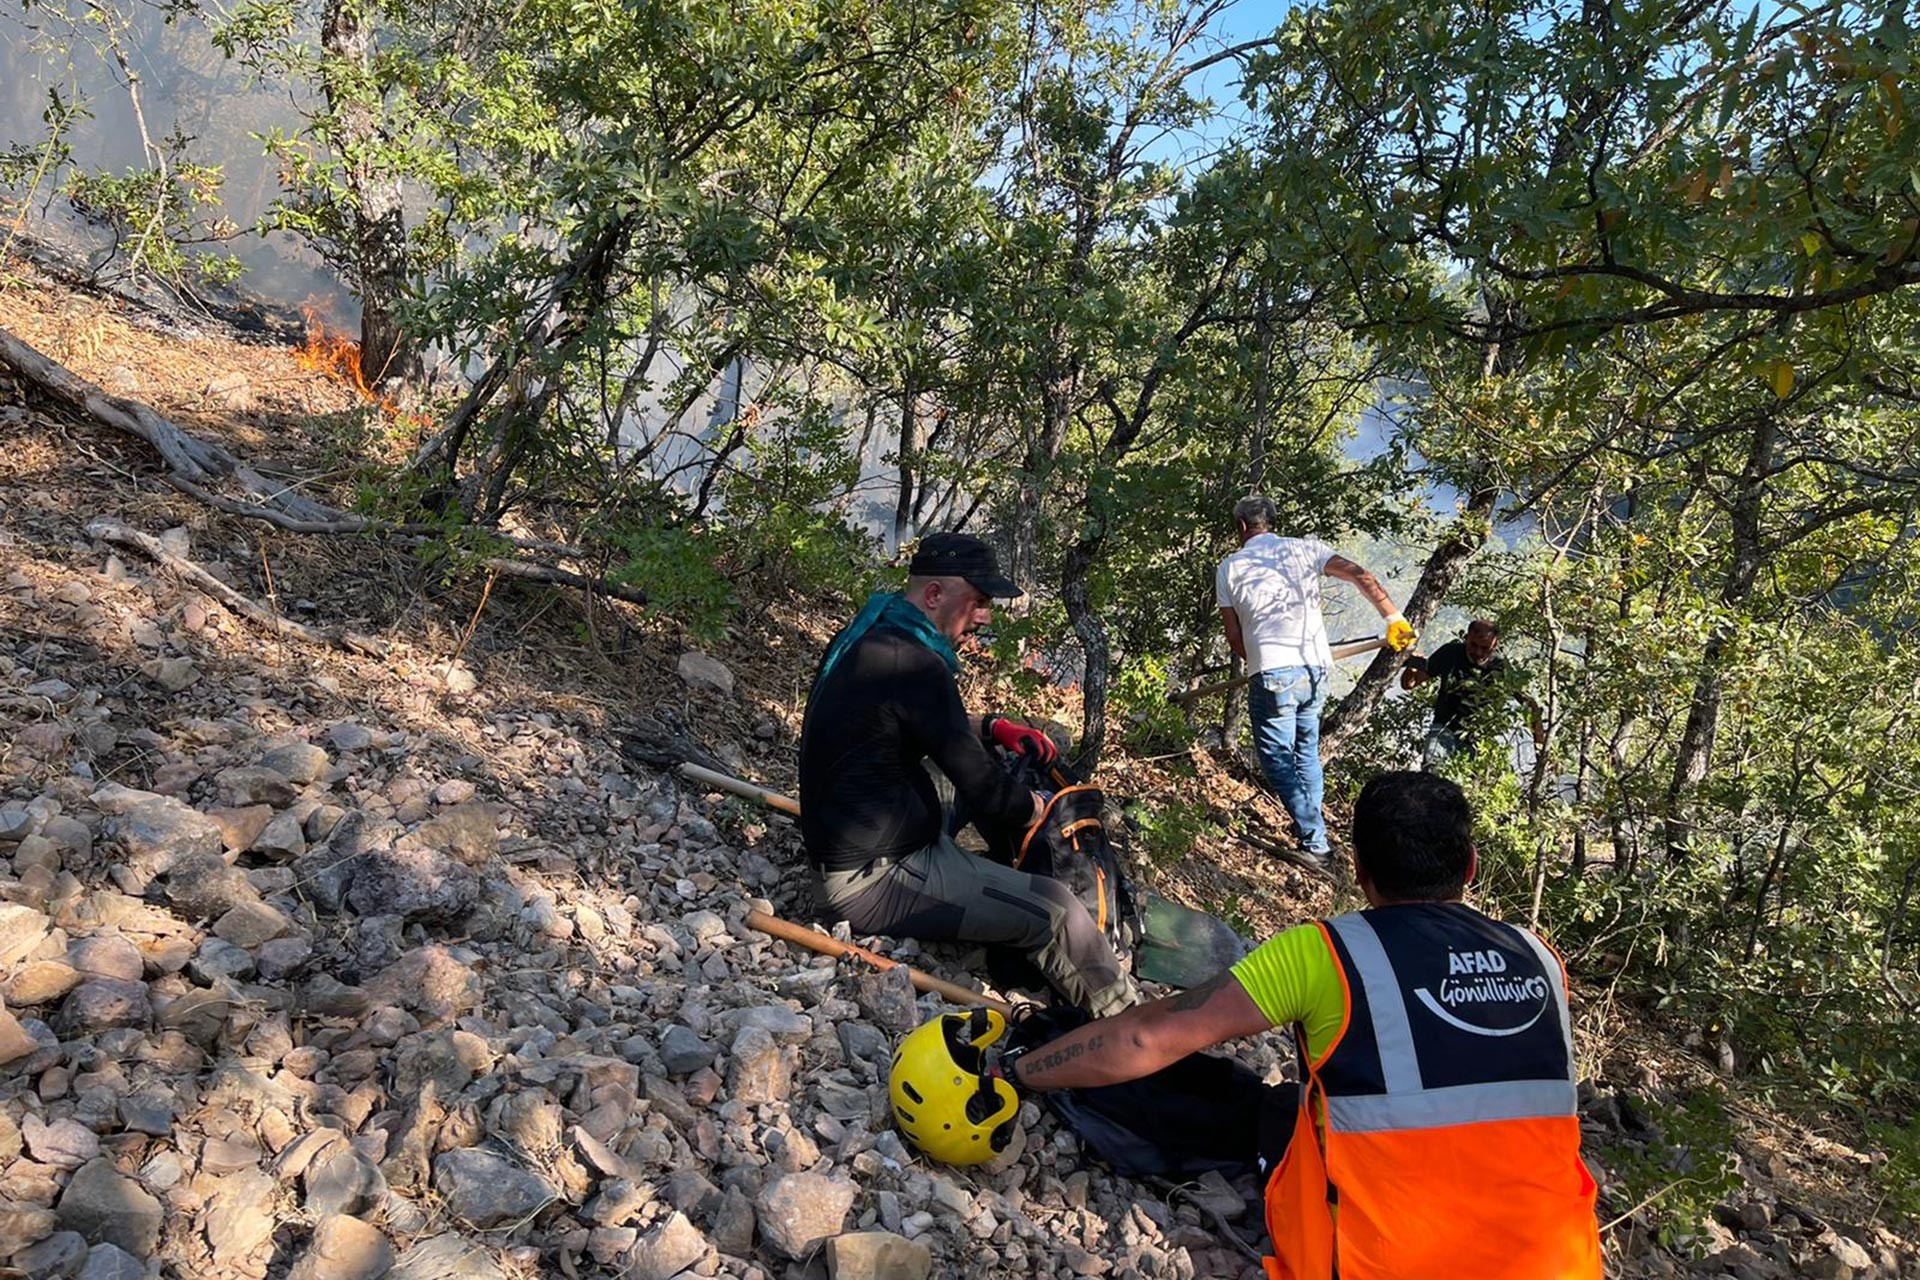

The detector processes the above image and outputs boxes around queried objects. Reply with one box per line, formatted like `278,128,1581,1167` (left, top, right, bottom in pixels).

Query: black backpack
1001,1005,1293,1180
973,750,1140,967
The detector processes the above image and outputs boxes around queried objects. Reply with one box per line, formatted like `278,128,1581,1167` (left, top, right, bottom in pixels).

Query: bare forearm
1351,570,1395,615
1011,1020,1170,1091
1220,608,1246,660
1010,975,1270,1091
1326,557,1397,616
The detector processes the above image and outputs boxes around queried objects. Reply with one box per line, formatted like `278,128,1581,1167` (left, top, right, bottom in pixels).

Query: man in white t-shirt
1215,495,1415,870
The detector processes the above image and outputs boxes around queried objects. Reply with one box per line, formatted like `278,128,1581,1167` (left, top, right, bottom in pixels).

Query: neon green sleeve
1229,922,1348,1060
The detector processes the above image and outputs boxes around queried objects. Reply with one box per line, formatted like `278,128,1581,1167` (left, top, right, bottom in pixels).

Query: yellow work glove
1385,614,1417,652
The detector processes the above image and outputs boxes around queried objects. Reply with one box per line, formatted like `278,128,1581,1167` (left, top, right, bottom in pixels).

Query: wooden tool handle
679,763,802,817
745,909,1013,1015
1329,635,1390,660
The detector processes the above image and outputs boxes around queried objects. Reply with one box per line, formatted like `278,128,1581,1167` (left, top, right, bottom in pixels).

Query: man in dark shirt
799,532,1138,1016
1401,619,1544,767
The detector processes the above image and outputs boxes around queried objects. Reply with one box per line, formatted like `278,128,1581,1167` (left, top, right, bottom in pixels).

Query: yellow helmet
888,1008,1019,1165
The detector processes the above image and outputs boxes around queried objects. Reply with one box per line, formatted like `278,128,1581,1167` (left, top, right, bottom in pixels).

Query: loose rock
57,978,151,1035
56,1159,164,1256
288,1214,394,1280
627,1210,710,1280
77,1243,147,1280
755,1173,857,1260
23,1115,100,1170
432,1148,555,1229
389,1232,506,1280
826,1231,934,1280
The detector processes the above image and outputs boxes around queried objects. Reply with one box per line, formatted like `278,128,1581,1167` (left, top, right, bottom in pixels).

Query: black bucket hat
908,532,1023,599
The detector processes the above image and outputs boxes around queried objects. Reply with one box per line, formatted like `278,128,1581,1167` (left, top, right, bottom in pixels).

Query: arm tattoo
1031,1043,1080,1072
1022,1033,1106,1083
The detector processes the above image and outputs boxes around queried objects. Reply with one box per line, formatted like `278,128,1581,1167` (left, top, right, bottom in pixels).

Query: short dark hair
1351,771,1475,901
1466,619,1501,639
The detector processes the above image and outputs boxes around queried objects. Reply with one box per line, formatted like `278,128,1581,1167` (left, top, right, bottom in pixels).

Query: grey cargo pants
817,833,1140,1017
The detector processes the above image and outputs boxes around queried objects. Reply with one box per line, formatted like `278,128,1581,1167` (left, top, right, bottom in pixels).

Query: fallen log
0,326,232,482
745,908,1014,1015
87,518,389,657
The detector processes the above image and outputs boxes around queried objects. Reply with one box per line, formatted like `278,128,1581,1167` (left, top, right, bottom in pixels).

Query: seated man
798,531,1138,1016
985,772,1600,1279
1401,618,1544,768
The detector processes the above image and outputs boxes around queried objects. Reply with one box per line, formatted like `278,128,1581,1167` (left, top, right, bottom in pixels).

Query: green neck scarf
815,591,960,691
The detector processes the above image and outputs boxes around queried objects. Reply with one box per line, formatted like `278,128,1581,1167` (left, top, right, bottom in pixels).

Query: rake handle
745,908,1013,1015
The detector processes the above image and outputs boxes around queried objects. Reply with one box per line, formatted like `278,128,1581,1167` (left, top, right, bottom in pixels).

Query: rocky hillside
0,260,1914,1280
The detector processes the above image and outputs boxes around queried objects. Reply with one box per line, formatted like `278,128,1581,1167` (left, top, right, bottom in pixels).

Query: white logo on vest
1414,948,1552,1037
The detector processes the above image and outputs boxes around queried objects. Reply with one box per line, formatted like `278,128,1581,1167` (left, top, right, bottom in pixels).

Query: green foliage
0,87,81,200
1128,793,1219,869
1594,1088,1742,1255
1109,656,1193,755
978,606,1064,705
4,0,246,289
1870,1116,1920,1228
715,398,878,601
608,522,737,645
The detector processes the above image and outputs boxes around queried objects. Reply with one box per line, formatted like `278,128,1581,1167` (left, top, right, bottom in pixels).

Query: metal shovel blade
1132,891,1252,989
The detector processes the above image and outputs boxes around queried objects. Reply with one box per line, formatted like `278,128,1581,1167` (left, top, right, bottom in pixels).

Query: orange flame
296,305,432,435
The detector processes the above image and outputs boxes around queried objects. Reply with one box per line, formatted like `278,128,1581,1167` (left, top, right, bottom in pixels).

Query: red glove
987,717,1058,765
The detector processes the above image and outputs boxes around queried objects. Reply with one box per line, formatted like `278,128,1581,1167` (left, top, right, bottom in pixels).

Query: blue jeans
1248,665,1329,854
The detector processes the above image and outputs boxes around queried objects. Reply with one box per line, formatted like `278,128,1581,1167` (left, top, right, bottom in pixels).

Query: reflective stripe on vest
1326,1078,1577,1132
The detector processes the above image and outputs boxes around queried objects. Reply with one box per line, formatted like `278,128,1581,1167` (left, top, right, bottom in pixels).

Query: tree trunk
319,0,419,388
1663,414,1777,860
1013,356,1075,590
1608,711,1639,875
1247,286,1273,492
1062,537,1108,771
893,372,920,548
1321,473,1499,757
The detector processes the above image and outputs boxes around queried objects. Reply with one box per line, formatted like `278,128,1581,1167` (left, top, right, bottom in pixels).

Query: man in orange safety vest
987,771,1601,1279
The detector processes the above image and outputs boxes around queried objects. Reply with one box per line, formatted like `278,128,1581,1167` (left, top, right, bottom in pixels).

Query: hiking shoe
1273,846,1337,879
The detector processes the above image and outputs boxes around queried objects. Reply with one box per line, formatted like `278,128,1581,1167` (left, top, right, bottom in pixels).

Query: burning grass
294,304,433,438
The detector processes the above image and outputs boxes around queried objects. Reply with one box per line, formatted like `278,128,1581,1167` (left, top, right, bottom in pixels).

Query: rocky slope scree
0,541,1912,1280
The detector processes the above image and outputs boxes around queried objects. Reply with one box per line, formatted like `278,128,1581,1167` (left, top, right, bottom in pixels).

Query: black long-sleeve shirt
798,624,1032,870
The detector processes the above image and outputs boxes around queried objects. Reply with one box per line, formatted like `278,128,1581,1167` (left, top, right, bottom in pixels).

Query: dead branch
473,556,649,606
2,324,646,607
87,518,388,657
0,325,233,481
167,474,588,559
